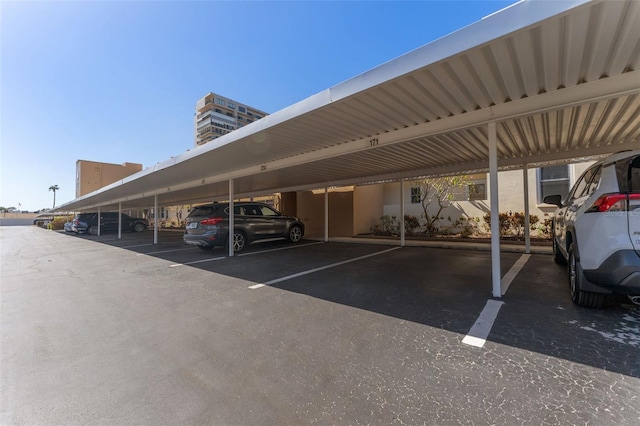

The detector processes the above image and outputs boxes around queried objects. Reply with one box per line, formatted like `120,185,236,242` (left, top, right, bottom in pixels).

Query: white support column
153,195,158,245
489,121,502,298
400,179,405,247
97,206,101,236
523,163,531,254
324,187,329,242
229,179,235,257
118,202,122,240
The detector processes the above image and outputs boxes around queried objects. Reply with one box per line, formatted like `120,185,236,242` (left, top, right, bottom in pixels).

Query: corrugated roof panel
447,54,492,109
401,75,449,121
539,16,563,91
413,68,465,116
608,0,640,74
429,62,476,113
490,39,523,102
512,29,542,98
471,46,510,105
562,7,591,87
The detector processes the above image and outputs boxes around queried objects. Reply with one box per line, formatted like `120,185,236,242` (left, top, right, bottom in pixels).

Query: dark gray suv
183,202,304,252
72,212,149,235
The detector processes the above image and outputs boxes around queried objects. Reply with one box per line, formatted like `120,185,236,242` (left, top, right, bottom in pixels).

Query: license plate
187,222,198,229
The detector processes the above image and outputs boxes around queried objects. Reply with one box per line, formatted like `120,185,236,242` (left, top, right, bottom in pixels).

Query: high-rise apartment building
194,92,269,146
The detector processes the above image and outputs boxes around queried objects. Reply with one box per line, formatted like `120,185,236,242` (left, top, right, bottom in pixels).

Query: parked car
63,221,74,233
72,212,149,235
183,202,304,252
544,150,640,308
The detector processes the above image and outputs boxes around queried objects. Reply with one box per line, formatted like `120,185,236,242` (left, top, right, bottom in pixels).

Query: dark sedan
72,212,149,235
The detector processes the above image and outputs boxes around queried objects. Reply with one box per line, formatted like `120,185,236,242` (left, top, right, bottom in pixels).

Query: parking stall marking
461,254,530,348
137,247,195,256
238,241,325,257
169,256,226,268
121,243,155,249
501,254,531,294
250,246,402,289
462,299,505,348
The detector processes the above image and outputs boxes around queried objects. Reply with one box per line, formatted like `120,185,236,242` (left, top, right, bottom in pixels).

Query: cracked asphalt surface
2,226,639,425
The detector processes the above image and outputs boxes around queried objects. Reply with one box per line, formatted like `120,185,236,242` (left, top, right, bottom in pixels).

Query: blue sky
1,0,515,212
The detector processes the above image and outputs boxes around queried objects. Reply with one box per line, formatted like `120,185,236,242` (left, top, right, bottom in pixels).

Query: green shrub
404,215,420,234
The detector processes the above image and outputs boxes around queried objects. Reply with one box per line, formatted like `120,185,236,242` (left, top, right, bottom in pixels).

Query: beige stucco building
284,161,594,239
76,160,142,198
194,93,269,146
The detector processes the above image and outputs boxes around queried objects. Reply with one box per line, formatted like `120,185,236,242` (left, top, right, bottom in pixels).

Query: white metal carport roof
55,0,640,212
53,0,640,296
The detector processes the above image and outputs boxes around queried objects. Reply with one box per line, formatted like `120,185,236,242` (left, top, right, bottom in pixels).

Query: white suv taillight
586,193,640,213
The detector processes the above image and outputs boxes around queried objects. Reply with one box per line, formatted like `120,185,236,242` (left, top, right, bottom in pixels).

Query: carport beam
229,179,235,256
153,195,158,245
523,163,531,254
400,179,405,247
118,202,122,239
489,122,501,298
324,187,329,242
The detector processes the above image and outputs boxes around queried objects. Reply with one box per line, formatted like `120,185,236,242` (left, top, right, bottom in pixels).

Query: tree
411,176,469,236
49,185,59,209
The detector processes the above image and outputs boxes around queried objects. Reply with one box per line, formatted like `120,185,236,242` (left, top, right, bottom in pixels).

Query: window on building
238,106,246,113
537,165,570,203
228,102,235,109
467,183,486,201
410,187,421,203
215,98,225,106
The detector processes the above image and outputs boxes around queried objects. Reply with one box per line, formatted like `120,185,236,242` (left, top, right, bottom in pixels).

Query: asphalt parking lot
2,226,639,425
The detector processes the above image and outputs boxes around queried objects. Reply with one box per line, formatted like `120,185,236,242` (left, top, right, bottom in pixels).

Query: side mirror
543,194,563,207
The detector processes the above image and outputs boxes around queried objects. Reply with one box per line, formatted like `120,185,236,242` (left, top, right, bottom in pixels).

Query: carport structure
55,0,640,298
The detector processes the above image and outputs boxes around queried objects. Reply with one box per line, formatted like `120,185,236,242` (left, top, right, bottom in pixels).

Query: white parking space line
251,247,402,288
238,241,325,257
169,256,226,268
501,254,531,295
121,243,155,249
462,299,505,348
462,255,530,348
249,283,266,289
137,247,194,256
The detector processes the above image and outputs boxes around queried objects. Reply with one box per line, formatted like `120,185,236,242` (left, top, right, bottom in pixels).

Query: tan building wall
297,188,354,238
76,160,143,197
294,185,382,238
353,184,384,235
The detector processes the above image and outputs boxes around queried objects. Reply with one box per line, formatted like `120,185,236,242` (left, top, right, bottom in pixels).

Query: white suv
544,150,640,308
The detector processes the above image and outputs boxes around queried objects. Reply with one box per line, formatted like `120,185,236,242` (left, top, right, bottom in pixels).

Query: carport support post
229,179,235,257
118,202,122,240
324,187,329,242
97,206,101,236
153,195,158,245
489,121,502,298
523,163,531,254
400,179,405,247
